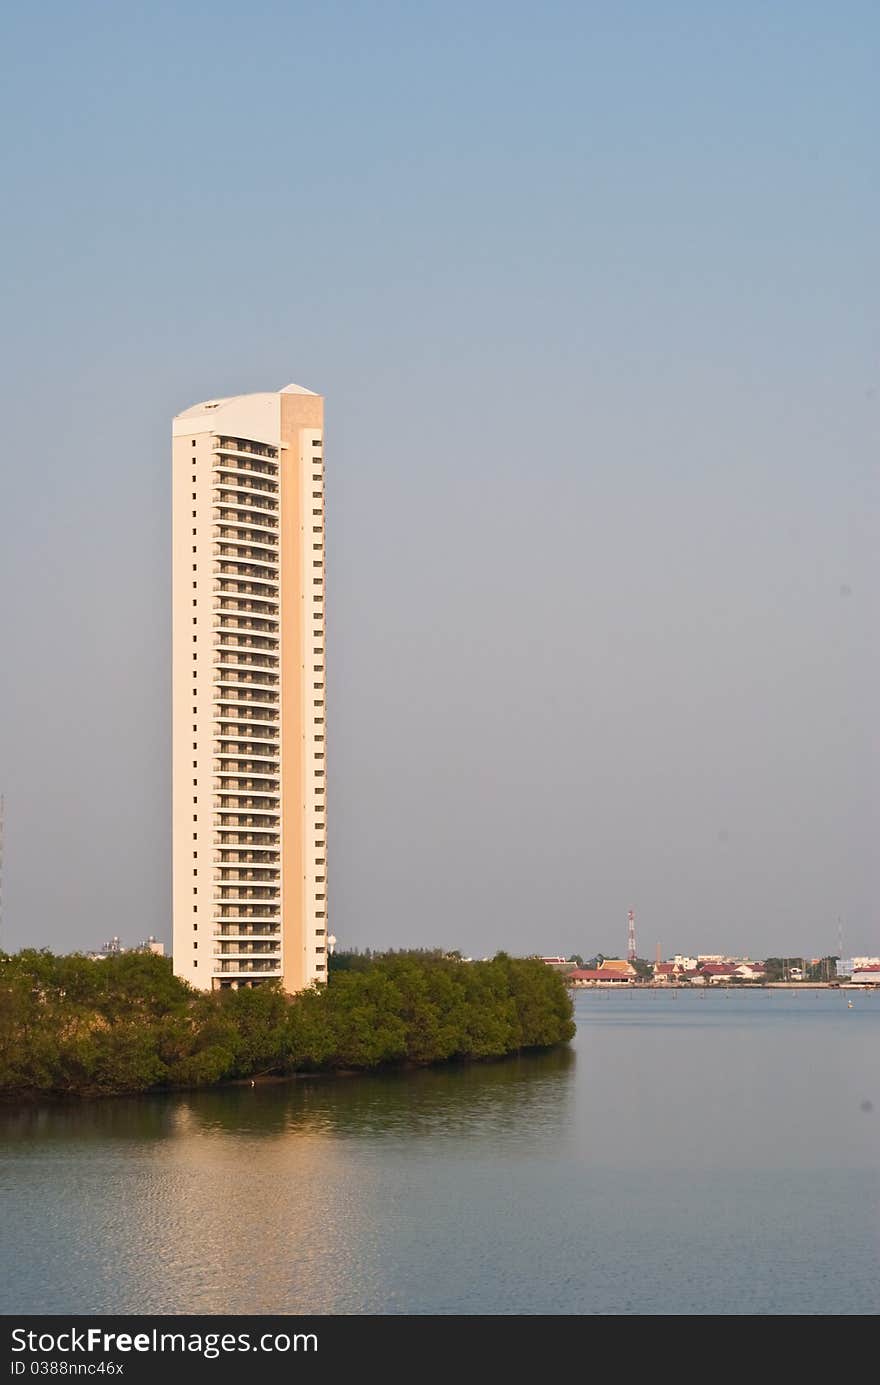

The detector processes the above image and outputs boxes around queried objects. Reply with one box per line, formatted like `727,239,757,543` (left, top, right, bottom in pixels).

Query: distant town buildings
536,951,879,987
87,936,165,960
851,964,880,986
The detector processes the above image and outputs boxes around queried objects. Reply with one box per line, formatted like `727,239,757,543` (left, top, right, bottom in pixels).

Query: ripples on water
1,990,878,1314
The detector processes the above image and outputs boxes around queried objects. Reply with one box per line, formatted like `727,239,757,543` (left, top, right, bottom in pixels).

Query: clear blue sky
0,1,876,960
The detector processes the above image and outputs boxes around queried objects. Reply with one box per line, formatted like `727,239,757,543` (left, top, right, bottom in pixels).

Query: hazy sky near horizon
0,1,876,961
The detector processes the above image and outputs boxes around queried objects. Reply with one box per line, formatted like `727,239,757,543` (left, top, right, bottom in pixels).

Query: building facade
172,384,327,992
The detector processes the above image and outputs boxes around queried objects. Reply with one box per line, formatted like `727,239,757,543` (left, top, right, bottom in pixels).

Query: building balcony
213,960,282,974
214,737,280,752
212,445,278,468
216,897,279,908
215,851,280,865
216,832,281,846
214,548,278,568
214,527,279,549
215,755,279,771
216,869,279,882
214,706,279,722
214,610,278,627
214,635,278,653
214,579,278,599
214,662,279,678
217,773,279,788
213,468,278,491
212,508,278,532
214,672,279,691
213,927,280,938
212,488,278,513
213,908,280,922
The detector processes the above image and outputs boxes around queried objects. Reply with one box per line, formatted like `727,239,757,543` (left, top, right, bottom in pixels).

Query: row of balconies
216,832,280,846
214,665,279,684
214,745,279,760
215,762,278,777
217,775,278,790
212,465,277,487
213,488,278,514
213,441,278,465
213,507,277,531
216,897,278,908
214,632,278,650
214,960,282,973
214,544,278,565
214,601,277,617
214,526,278,550
215,678,279,697
214,851,279,865
215,656,280,671
214,698,279,717
213,485,278,511
215,797,279,811
214,560,278,581
214,947,281,959
214,582,278,602
214,708,279,724
214,626,278,644
213,904,280,919
216,869,279,882
213,927,280,938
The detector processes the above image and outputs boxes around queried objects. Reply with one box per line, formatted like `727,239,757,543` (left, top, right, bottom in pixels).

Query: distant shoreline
571,981,872,992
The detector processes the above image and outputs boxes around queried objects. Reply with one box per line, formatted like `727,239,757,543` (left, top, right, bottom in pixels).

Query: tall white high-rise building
172,384,327,991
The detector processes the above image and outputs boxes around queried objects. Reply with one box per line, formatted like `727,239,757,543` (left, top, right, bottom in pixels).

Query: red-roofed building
852,965,880,985
568,968,634,987
699,963,739,983
652,962,679,982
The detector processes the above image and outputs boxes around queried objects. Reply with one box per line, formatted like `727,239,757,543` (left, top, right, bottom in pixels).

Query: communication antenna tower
627,909,636,963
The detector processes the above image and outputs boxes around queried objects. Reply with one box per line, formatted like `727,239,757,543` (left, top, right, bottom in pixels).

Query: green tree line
0,949,575,1100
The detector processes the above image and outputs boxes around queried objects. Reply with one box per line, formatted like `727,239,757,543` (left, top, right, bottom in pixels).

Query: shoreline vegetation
0,949,575,1102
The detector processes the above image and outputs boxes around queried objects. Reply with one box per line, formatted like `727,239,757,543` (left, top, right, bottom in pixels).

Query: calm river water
1,988,878,1315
